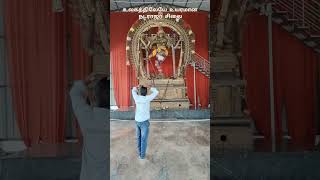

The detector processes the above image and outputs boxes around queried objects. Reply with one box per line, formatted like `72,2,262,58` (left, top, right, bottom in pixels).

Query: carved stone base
93,54,108,74
212,118,253,151
144,78,190,110
212,80,245,117
151,99,190,110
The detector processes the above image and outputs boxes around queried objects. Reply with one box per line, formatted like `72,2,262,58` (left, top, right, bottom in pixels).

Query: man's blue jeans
136,120,150,159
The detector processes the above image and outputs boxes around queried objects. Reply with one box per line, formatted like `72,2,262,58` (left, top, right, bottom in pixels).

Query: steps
190,53,210,78
252,0,320,54
189,50,241,78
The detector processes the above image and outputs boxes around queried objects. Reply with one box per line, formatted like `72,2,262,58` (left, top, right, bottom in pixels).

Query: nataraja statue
148,26,171,75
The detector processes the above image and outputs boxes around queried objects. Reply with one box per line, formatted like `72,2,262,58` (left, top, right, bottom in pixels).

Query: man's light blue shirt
70,80,108,180
132,87,159,122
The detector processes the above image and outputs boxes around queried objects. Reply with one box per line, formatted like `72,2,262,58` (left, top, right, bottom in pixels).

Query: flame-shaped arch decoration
126,18,196,79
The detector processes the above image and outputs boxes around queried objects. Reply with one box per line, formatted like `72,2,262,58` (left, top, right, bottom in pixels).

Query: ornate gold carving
126,18,195,78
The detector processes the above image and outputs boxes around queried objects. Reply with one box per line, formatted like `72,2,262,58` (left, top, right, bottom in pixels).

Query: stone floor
110,120,210,180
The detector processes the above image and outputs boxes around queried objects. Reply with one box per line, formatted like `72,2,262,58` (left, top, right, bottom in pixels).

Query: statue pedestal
145,78,190,110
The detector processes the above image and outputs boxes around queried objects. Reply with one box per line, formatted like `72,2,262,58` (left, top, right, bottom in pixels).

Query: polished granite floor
110,120,210,180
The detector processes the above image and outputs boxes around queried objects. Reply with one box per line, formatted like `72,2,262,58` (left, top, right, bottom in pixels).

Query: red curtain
5,0,67,146
242,12,318,150
5,0,91,146
68,18,91,80
110,12,209,109
184,13,209,108
110,13,137,108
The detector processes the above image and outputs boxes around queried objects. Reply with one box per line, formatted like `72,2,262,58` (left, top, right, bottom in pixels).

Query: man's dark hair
140,86,147,96
94,77,108,108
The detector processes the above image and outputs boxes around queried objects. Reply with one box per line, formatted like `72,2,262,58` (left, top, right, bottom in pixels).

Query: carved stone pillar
92,54,108,74
216,0,231,48
212,0,254,151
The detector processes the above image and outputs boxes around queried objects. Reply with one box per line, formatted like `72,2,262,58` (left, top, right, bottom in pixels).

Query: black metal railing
271,0,320,35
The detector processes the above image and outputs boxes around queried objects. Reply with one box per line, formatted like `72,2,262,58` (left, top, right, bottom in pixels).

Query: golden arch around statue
126,18,196,110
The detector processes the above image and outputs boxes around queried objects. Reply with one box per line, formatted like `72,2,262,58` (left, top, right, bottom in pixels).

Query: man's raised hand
85,72,107,87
